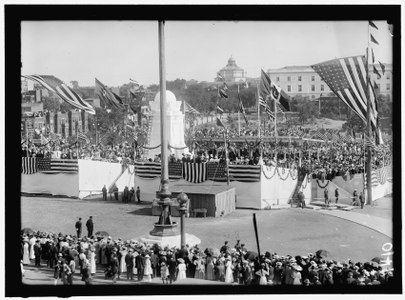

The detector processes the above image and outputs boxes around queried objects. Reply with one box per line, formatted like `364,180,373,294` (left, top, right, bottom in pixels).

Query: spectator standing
86,216,94,238
352,190,359,206
34,240,42,267
359,192,365,209
102,185,107,201
136,186,141,203
75,218,82,238
335,188,339,204
113,185,119,201
125,248,134,280
324,188,329,207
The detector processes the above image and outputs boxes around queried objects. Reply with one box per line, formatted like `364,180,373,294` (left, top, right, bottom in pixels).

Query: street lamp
177,191,189,249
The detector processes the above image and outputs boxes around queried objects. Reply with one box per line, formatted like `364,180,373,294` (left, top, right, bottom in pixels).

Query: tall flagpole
256,84,260,140
25,118,29,157
158,20,169,186
224,130,230,186
366,22,373,205
274,96,277,139
237,84,241,136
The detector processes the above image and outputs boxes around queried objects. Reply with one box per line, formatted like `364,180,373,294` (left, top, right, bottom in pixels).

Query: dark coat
135,255,145,270
86,219,94,231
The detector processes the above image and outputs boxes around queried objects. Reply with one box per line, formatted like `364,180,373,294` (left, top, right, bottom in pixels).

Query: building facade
216,56,247,84
267,63,393,100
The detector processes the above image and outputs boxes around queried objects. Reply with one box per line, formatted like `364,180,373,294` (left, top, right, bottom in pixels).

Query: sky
21,20,393,88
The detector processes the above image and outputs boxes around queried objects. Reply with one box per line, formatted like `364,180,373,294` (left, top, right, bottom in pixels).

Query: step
304,205,321,210
267,204,291,210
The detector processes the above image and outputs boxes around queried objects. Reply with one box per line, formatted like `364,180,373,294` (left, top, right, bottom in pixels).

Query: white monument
146,90,189,159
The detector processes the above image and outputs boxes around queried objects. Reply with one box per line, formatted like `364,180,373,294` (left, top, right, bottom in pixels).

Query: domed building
216,56,247,84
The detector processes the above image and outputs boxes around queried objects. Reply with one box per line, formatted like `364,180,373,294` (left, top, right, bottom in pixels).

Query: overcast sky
21,20,393,88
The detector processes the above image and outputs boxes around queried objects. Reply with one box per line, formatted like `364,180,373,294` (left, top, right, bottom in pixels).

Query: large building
216,56,247,84
267,63,393,100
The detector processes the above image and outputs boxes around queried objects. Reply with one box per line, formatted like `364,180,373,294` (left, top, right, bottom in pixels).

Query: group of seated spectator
21,230,394,286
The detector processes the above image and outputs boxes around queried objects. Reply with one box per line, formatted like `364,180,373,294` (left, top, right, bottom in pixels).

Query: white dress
90,251,96,275
144,258,153,276
120,250,127,273
225,260,233,283
177,263,187,281
29,237,36,260
23,243,30,265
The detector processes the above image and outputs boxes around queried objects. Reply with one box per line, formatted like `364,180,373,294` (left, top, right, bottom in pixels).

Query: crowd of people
21,123,392,180
20,229,394,286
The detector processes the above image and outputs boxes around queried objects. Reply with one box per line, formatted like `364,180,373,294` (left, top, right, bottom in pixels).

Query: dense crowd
21,123,392,179
21,230,394,286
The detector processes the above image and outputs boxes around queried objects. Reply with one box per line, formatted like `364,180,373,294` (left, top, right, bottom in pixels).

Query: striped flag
364,170,379,188
365,134,377,150
22,75,95,114
183,163,207,183
311,56,382,144
21,158,78,174
21,157,37,174
219,85,228,99
228,164,261,182
216,104,224,115
370,34,379,45
134,161,161,178
258,96,275,120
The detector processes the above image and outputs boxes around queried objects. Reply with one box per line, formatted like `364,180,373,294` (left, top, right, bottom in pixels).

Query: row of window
276,72,391,83
287,85,325,92
284,83,390,93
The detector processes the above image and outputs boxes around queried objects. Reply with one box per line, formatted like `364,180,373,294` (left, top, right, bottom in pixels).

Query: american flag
22,75,95,114
183,163,207,183
207,162,227,181
134,161,183,180
21,158,78,174
364,134,377,151
95,78,125,109
77,132,90,144
311,56,382,144
364,170,379,188
258,96,275,120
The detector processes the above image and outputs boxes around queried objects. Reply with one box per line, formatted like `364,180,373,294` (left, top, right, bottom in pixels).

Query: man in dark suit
135,253,145,281
85,216,94,238
125,249,134,280
34,240,42,267
123,186,129,203
136,186,141,203
75,218,82,238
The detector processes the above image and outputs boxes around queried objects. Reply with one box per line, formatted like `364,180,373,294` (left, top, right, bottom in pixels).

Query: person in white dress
224,258,234,283
176,258,187,281
89,247,97,276
22,238,30,265
29,235,36,260
143,254,153,282
255,263,269,285
120,247,128,275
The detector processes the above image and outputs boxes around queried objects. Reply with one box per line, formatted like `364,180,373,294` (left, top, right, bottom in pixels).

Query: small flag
259,69,290,111
378,61,386,75
216,104,224,114
369,20,379,30
216,117,225,128
219,87,228,99
77,132,90,144
112,92,124,105
371,48,375,63
373,65,382,79
129,78,139,86
388,23,393,36
217,73,225,81
370,34,379,45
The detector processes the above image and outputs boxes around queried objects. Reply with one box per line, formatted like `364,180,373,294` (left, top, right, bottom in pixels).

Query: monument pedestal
139,233,201,248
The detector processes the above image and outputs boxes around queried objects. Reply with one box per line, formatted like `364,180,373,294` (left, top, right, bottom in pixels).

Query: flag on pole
77,132,90,144
259,69,290,111
258,96,275,120
216,117,225,128
378,61,386,75
217,73,225,82
370,34,379,45
95,78,125,109
311,55,382,143
373,65,382,78
216,104,224,115
369,20,379,30
238,88,249,125
22,75,95,114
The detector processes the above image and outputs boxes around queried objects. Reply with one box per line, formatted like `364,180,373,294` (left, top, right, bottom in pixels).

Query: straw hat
292,263,303,271
144,254,150,258
177,258,184,264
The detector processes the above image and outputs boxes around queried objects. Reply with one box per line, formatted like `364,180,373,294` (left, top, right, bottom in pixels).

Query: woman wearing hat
160,262,169,284
89,247,96,276
194,254,205,280
273,261,283,285
144,254,153,282
255,263,270,285
206,255,215,281
224,256,233,284
291,263,303,285
176,258,187,281
22,237,30,265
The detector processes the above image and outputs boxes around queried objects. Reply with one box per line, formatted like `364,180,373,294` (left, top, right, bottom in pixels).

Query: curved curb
316,209,392,239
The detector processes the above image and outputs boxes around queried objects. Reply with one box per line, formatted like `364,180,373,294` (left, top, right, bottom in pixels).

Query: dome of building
153,90,177,103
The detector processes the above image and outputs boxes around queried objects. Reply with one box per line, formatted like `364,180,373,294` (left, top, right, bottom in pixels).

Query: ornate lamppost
177,192,189,249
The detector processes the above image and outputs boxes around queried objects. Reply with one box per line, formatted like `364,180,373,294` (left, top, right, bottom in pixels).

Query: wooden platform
170,185,236,217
